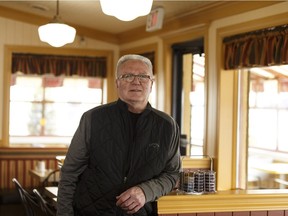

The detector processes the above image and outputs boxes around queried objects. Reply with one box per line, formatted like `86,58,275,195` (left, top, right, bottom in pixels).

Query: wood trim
118,1,279,44
162,26,207,117
159,211,287,216
181,156,212,170
0,147,67,157
120,44,158,56
2,46,12,147
157,189,288,214
216,12,288,41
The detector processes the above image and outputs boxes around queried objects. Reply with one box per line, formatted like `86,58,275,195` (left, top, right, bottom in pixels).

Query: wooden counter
157,189,288,215
159,157,288,215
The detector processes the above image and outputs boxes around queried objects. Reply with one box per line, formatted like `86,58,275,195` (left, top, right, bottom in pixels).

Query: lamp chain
38,0,76,47
56,0,59,17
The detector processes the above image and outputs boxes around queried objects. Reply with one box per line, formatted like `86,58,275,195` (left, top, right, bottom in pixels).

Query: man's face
116,59,153,108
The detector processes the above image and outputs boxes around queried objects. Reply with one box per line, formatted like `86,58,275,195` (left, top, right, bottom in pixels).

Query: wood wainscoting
157,189,288,216
0,147,67,189
158,210,288,216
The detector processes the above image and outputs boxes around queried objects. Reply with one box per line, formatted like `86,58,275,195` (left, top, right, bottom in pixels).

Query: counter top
157,189,288,214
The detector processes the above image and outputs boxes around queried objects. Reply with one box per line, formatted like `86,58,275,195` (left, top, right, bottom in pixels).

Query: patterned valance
223,24,288,70
12,53,107,77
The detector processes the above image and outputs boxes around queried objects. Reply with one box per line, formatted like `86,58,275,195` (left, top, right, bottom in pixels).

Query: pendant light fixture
100,0,153,21
38,0,76,47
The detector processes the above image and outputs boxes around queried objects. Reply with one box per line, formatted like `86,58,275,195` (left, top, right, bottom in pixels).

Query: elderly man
57,54,181,216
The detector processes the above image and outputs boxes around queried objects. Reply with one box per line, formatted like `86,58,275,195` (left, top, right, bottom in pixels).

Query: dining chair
33,189,56,216
12,178,43,216
42,169,60,188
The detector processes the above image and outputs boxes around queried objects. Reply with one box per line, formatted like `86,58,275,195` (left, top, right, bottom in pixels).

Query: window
171,38,205,156
223,24,288,189
189,54,205,155
238,65,288,189
248,67,288,153
7,52,108,147
9,74,106,146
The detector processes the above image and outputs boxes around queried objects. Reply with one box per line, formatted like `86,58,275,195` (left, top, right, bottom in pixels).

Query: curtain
223,24,288,70
12,53,107,77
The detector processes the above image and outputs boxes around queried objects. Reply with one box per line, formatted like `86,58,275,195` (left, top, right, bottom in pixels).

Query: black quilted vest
73,100,172,216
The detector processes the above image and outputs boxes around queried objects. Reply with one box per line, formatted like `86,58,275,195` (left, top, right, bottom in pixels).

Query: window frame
2,45,114,148
216,13,288,190
170,38,206,156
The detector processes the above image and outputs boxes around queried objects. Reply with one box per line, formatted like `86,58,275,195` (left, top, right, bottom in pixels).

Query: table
44,186,58,198
44,186,58,207
250,163,288,189
29,169,55,182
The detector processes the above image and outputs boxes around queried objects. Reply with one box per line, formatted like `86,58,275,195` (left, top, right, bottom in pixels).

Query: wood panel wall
159,210,288,216
0,148,67,190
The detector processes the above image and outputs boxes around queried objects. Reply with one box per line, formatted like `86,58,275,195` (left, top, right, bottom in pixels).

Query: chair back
33,189,56,216
12,178,43,216
42,169,60,188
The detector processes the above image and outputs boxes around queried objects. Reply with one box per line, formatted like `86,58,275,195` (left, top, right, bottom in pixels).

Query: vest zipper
123,176,127,184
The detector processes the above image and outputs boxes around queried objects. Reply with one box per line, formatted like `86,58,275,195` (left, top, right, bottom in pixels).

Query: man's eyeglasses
117,74,153,83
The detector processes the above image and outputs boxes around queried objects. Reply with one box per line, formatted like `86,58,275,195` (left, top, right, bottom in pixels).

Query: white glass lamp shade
100,0,153,21
38,23,76,47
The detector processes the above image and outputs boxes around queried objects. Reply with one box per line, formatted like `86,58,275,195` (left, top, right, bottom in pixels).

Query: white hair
115,54,153,78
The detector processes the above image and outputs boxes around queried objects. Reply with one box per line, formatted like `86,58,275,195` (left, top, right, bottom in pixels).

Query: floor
0,188,57,216
0,189,26,216
0,203,26,216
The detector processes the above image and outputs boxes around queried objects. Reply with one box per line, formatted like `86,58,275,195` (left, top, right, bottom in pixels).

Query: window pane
10,75,105,145
10,76,43,101
248,108,277,150
190,83,204,106
10,102,42,136
239,66,288,189
278,110,288,151
278,92,288,108
190,54,205,155
45,78,103,104
190,145,203,155
190,106,204,146
44,103,97,136
255,80,278,108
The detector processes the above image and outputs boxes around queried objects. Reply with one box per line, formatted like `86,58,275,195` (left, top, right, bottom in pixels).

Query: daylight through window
9,74,106,146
